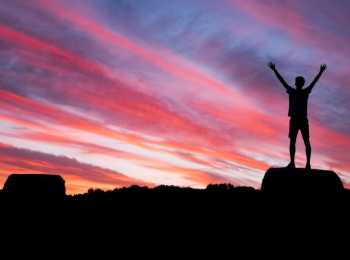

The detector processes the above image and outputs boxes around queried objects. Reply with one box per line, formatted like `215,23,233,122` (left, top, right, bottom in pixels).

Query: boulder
261,168,344,194
3,174,65,198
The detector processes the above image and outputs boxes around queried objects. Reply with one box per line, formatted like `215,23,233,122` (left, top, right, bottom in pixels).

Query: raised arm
268,62,291,90
306,64,327,92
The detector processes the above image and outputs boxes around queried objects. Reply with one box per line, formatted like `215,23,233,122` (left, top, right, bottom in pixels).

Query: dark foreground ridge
1,172,350,236
1,171,348,199
261,167,344,193
0,171,349,214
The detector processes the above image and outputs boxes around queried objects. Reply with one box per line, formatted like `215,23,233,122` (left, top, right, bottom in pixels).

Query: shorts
289,117,309,140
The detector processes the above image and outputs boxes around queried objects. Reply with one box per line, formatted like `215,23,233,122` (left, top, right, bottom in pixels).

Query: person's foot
286,162,295,168
305,163,311,170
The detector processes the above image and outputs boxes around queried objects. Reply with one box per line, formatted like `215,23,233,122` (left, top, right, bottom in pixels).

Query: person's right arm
268,62,291,91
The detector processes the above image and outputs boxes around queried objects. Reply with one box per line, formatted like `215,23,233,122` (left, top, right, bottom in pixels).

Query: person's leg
304,139,311,169
288,118,297,168
301,119,311,169
289,136,297,168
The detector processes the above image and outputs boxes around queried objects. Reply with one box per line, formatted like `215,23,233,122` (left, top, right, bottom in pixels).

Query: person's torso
288,88,310,118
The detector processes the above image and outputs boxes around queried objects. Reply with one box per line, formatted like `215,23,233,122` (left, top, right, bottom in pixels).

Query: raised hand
307,64,327,91
269,62,290,89
268,62,276,70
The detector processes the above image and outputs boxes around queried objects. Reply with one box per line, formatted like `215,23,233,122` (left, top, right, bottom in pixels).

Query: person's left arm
306,64,327,92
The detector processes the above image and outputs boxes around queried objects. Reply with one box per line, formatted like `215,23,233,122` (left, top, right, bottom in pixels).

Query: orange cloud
0,143,151,194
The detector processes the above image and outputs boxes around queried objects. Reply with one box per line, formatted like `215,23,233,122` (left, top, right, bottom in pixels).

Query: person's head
295,76,305,90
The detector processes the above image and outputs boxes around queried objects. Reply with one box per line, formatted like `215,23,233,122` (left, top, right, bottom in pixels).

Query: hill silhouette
1,173,346,251
0,171,349,212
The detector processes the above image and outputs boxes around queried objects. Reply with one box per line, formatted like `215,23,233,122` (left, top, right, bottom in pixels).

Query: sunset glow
0,0,349,193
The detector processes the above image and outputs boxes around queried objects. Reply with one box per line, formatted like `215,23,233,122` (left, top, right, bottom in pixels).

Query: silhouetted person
268,62,327,169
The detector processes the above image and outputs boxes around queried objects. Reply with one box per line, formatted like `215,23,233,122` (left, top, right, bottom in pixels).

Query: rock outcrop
261,168,344,194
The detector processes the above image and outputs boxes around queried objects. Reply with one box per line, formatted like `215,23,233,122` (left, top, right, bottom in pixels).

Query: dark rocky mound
261,168,344,194
3,174,65,198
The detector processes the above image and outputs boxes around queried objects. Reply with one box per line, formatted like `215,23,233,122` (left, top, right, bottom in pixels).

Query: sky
0,0,349,194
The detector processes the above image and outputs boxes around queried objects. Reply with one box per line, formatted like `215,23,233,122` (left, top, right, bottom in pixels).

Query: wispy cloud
0,0,349,192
